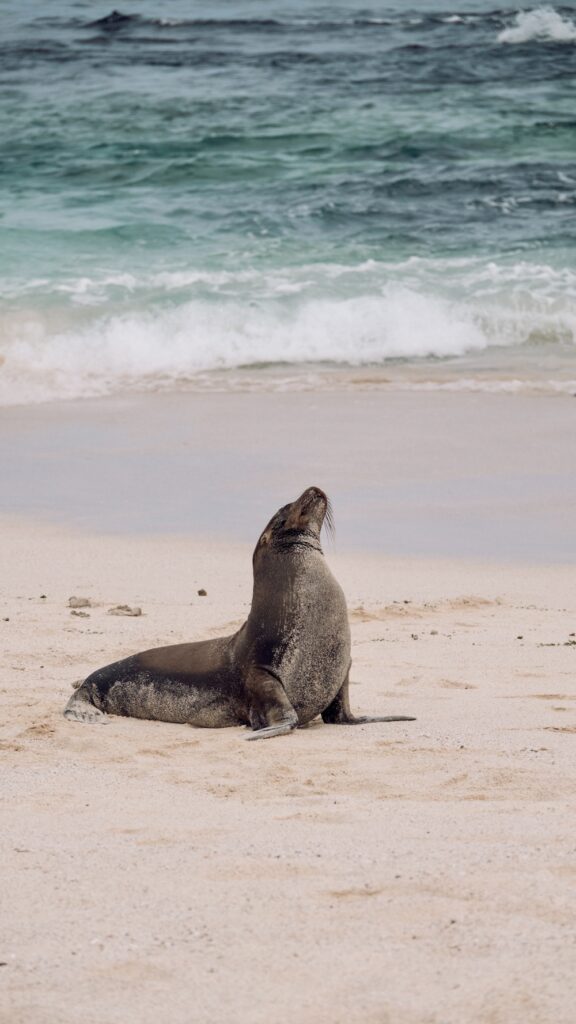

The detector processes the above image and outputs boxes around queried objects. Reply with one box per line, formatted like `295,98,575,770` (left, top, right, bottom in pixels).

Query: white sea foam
498,7,576,44
7,256,576,307
0,289,488,406
1,261,575,406
398,378,576,395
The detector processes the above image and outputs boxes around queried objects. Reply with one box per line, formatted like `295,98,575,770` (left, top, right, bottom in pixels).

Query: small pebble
197,589,207,597
68,596,91,609
70,610,90,618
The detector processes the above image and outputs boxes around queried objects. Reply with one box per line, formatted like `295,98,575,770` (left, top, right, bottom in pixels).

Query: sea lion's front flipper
245,666,298,741
322,672,415,725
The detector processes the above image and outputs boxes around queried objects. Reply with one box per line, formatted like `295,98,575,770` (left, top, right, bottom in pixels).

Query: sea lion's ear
259,528,273,547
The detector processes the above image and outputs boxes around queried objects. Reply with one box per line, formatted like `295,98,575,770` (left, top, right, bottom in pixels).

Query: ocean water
1,0,575,405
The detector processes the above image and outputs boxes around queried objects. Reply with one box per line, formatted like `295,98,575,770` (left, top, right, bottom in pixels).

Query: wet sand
0,389,575,560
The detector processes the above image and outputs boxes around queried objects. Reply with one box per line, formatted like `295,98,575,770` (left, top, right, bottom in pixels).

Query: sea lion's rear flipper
341,715,416,723
63,685,108,725
245,666,298,741
322,672,415,726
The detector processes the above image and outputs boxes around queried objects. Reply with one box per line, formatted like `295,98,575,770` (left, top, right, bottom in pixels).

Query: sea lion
63,486,415,739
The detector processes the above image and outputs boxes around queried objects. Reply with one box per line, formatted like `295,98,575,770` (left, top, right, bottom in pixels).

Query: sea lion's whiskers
324,497,335,540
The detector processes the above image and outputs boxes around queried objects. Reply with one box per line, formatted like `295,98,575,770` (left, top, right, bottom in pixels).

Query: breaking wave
498,7,576,45
1,258,575,405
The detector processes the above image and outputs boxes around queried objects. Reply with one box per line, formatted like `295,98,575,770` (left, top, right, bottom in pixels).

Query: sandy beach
1,390,575,1024
4,2,576,1018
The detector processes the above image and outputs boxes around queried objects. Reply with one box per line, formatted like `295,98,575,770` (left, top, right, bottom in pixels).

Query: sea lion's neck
276,538,322,554
251,543,324,606
275,528,323,554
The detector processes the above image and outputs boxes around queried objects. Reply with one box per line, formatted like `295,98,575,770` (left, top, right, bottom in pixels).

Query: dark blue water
1,1,575,403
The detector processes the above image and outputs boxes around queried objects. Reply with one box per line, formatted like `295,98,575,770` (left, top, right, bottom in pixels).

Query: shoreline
1,351,576,408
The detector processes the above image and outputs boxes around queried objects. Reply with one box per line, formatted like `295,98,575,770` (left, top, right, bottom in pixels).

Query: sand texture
1,522,575,1024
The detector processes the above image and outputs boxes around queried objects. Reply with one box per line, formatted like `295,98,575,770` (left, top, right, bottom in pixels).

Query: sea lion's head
254,486,334,558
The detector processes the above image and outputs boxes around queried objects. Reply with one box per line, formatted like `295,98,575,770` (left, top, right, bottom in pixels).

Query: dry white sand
2,520,575,1024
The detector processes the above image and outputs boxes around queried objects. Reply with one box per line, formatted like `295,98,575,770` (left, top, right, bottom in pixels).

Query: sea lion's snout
284,486,331,536
255,486,334,554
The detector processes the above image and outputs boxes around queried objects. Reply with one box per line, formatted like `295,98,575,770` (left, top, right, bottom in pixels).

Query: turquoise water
1,1,576,403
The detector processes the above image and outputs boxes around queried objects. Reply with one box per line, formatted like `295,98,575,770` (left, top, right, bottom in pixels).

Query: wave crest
498,7,576,44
